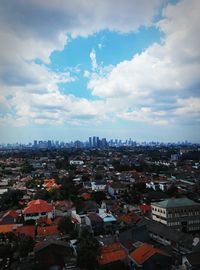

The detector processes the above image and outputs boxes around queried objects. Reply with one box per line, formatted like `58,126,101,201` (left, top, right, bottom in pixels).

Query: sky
0,0,200,143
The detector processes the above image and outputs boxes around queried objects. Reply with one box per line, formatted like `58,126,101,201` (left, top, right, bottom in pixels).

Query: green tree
91,191,106,204
0,189,25,211
58,216,74,235
77,229,100,270
18,234,34,257
21,161,33,173
0,243,13,260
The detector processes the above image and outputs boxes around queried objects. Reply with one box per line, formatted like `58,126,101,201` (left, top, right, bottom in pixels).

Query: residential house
85,213,104,234
128,243,172,270
137,218,199,253
108,182,129,198
34,240,72,270
98,211,117,233
23,199,55,221
91,180,107,191
97,243,127,269
0,210,19,224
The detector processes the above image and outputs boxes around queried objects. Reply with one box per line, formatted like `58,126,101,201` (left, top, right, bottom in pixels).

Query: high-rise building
89,137,92,147
47,140,52,148
96,136,100,148
101,138,107,148
93,136,96,147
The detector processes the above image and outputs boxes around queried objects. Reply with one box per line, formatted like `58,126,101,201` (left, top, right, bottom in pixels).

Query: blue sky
0,0,199,143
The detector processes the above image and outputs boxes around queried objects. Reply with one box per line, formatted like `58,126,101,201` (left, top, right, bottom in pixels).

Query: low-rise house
137,218,199,253
146,181,168,192
34,240,72,270
91,180,107,191
128,243,172,270
117,212,141,226
98,211,117,233
138,204,151,215
23,199,55,221
85,213,104,234
108,182,129,198
16,225,35,238
43,178,61,191
37,225,59,238
0,210,19,224
97,243,127,269
70,160,84,165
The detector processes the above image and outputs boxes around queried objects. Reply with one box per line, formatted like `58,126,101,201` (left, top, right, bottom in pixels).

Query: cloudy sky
0,0,199,143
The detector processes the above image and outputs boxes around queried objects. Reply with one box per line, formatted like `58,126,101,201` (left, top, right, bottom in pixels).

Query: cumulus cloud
0,0,161,127
87,0,200,125
0,0,199,133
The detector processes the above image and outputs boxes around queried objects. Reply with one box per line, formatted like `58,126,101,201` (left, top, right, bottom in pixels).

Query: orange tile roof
23,199,53,214
98,243,127,265
129,243,168,265
37,225,58,236
0,224,14,233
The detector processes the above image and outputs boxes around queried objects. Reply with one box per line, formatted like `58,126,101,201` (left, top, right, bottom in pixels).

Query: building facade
151,198,200,232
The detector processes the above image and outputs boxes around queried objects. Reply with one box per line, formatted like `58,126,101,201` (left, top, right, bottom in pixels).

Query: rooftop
129,243,169,265
152,197,200,208
98,243,126,265
23,199,53,214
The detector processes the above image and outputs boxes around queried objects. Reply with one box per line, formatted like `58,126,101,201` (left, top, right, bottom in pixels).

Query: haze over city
0,0,199,143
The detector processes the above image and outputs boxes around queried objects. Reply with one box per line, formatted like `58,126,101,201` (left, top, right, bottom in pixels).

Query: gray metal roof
152,198,200,208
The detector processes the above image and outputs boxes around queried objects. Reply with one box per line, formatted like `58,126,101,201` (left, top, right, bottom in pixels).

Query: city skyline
0,0,200,143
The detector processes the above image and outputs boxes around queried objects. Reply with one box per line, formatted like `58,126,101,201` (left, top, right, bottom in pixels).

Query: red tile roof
117,212,141,223
4,210,19,218
23,199,53,214
53,216,62,225
129,243,168,265
138,204,151,213
44,178,61,191
16,226,35,238
37,216,53,225
98,243,127,265
80,192,91,200
37,225,58,236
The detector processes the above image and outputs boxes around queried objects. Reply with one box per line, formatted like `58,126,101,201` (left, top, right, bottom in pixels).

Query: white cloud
98,43,103,49
87,0,200,125
90,49,98,70
0,0,199,133
0,0,162,128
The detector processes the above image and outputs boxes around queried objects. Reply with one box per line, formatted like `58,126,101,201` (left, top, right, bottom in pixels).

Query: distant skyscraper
102,138,107,148
47,140,52,148
96,136,100,147
33,140,37,148
89,137,92,147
